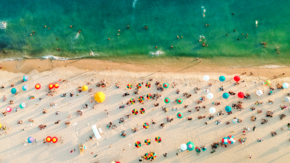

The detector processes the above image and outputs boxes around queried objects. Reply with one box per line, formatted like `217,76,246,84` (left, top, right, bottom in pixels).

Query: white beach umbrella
283,83,289,89
203,75,210,81
180,144,187,151
207,93,213,99
285,96,290,102
256,90,263,96
209,107,216,114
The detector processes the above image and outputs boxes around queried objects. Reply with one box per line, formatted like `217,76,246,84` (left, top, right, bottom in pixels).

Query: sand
0,61,290,163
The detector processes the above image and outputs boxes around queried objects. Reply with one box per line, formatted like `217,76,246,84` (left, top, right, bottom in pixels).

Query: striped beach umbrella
19,103,26,109
130,98,135,104
146,93,152,99
223,92,229,99
143,122,149,129
187,141,195,151
176,98,183,104
225,106,232,112
163,83,169,89
228,135,235,144
49,83,55,90
140,108,145,114
127,84,132,89
164,97,170,104
145,82,151,88
151,152,157,160
46,136,52,143
136,83,142,89
144,139,151,145
222,137,229,144
23,76,28,82
138,96,144,103
135,141,141,148
11,88,17,94
35,83,41,90
22,85,28,91
177,112,183,119
264,80,271,86
219,76,226,82
155,136,161,143
144,153,150,160
54,82,60,89
132,109,138,115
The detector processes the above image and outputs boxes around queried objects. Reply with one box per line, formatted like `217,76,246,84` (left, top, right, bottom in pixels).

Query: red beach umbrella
238,92,244,98
234,76,240,82
46,136,52,143
35,83,41,90
54,82,59,89
48,83,54,89
52,137,58,143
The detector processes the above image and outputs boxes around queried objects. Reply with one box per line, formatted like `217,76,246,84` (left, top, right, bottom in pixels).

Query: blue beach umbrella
28,136,34,143
219,76,226,82
222,92,229,99
23,76,28,82
225,106,232,112
22,85,28,91
11,88,17,94
20,103,26,109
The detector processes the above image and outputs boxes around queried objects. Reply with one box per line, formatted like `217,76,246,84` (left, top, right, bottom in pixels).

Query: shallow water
0,0,289,65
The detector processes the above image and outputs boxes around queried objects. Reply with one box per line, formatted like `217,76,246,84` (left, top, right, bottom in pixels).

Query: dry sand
0,60,290,163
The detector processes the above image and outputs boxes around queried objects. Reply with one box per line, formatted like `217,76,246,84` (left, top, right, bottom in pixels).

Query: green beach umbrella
176,98,183,104
186,141,195,151
164,97,170,104
163,83,169,89
177,112,183,119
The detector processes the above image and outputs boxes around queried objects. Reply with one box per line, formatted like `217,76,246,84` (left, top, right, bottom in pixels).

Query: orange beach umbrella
46,136,52,143
52,137,58,143
35,83,41,90
54,82,59,89
48,83,54,89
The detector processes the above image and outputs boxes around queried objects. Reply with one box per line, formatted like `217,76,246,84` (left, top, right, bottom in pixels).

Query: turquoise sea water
0,0,289,63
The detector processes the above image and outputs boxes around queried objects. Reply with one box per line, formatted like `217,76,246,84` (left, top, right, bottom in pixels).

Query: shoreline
0,58,289,78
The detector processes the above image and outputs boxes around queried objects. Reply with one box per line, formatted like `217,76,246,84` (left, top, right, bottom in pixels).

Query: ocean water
0,0,289,64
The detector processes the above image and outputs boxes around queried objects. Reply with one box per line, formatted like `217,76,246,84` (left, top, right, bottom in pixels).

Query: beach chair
92,125,101,140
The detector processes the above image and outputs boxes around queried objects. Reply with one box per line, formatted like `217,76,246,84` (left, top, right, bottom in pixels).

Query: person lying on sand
17,120,23,124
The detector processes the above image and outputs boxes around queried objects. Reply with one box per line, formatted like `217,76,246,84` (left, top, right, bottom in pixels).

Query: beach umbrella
143,122,149,129
54,82,60,89
164,97,170,103
207,93,213,99
203,75,209,81
238,92,244,98
138,96,144,103
144,139,151,145
129,98,135,104
177,112,183,119
225,106,232,112
144,153,151,160
228,135,235,144
136,83,142,89
94,92,105,103
219,76,226,82
46,136,52,143
48,83,54,89
22,85,28,91
6,106,11,112
145,82,151,88
222,137,229,144
163,83,169,89
176,98,183,104
28,136,34,143
152,152,157,160
233,76,240,82
52,137,58,143
127,84,132,89
256,90,263,96
140,108,145,114
0,123,1,128
264,80,271,86
135,141,141,148
23,76,28,82
19,103,26,109
180,144,187,151
285,96,290,102
132,109,138,115
209,107,216,114
283,83,289,89
187,141,195,151
11,88,17,94
35,83,41,90
222,92,229,99
146,93,152,99
155,136,161,143
81,85,88,91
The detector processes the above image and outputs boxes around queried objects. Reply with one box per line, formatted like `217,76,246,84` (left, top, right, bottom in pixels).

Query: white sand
0,67,290,163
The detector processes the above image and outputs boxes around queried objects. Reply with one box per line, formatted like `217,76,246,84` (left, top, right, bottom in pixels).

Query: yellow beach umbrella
0,123,1,128
95,92,105,103
82,85,88,91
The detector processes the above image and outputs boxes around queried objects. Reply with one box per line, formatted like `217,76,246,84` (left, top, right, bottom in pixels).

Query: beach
1,59,290,163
